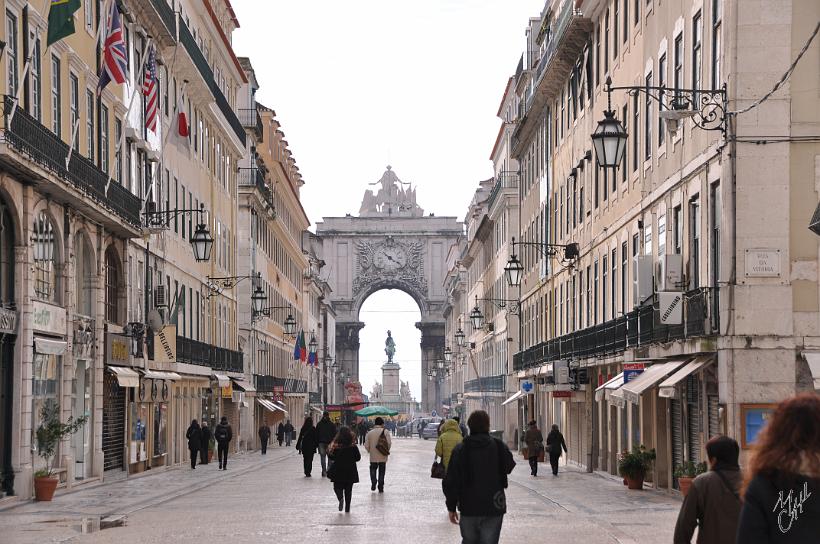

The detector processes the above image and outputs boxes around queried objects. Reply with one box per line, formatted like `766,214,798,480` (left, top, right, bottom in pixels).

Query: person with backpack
316,411,338,477
185,419,202,469
327,426,361,513
673,435,743,544
296,416,319,477
524,420,544,477
545,424,568,476
364,416,392,492
443,410,516,544
214,416,233,470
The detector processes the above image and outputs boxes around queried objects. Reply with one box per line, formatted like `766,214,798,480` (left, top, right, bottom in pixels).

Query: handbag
431,456,446,479
376,429,391,456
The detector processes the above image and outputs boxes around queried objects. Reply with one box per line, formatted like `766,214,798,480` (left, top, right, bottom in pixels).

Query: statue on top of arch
359,166,424,218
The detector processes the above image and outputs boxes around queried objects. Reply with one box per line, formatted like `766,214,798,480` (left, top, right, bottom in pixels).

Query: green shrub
35,401,87,478
618,445,657,480
673,460,708,479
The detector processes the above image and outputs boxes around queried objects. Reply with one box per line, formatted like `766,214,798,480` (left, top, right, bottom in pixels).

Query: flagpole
65,118,80,169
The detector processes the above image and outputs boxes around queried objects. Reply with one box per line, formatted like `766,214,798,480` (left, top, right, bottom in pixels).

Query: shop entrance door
73,360,92,479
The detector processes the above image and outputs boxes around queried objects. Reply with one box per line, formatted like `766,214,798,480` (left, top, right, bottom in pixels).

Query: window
693,11,703,100
644,224,653,256
622,103,628,182
604,9,610,74
658,54,667,146
174,177,179,233
115,119,123,182
100,105,109,173
634,0,639,25
586,265,592,325
50,55,60,136
710,183,721,329
621,242,628,313
578,269,584,328
623,0,629,43
30,33,42,121
593,259,599,325
6,11,18,97
595,25,601,86
711,0,722,88
33,212,58,302
105,248,121,323
69,74,79,151
673,205,683,254
602,255,608,323
658,214,666,256
690,197,701,288
603,165,608,202
645,71,652,160
632,92,639,172
611,248,617,319
579,185,585,221
75,234,94,317
594,162,599,208
181,185,187,239
86,90,95,162
674,34,684,105
613,0,619,59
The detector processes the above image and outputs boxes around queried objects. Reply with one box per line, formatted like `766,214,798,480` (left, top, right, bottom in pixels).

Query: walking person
736,393,820,543
673,435,743,544
284,420,294,447
443,410,516,544
258,419,271,455
328,426,361,513
453,416,468,438
524,420,544,477
316,411,337,477
185,419,202,469
545,424,568,476
357,420,368,445
435,418,463,473
364,417,392,492
295,416,318,477
199,422,211,465
214,416,233,470
276,421,285,447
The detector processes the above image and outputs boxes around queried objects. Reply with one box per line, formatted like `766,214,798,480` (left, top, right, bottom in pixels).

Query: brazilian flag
47,0,82,46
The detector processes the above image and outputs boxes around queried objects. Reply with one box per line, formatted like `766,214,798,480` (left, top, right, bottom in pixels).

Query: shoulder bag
431,455,446,479
376,429,391,456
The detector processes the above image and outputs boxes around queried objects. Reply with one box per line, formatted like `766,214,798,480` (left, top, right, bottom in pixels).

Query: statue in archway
384,330,396,363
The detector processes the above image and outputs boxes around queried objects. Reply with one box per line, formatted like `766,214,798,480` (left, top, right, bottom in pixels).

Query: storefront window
153,402,167,457
32,353,60,466
33,211,59,302
130,402,148,464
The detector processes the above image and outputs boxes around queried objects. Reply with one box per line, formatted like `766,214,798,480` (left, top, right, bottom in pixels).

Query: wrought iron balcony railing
176,336,244,373
253,374,307,393
238,167,275,211
238,108,263,138
464,374,506,393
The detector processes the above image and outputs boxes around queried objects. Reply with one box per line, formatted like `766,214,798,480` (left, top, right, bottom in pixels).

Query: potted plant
208,436,216,462
617,445,656,490
674,460,708,496
34,401,87,501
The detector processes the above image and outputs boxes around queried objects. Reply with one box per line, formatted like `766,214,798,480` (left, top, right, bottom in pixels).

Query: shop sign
553,360,570,384
658,292,683,325
272,385,284,402
553,390,573,398
624,368,644,383
31,300,66,336
0,307,18,334
153,325,177,364
106,332,131,366
520,380,534,394
221,381,233,399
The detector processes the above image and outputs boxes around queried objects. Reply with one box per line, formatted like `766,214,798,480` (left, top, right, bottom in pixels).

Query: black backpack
214,424,228,442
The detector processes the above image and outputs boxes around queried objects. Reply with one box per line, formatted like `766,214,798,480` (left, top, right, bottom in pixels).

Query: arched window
74,233,94,317
33,211,59,302
0,199,15,305
105,247,121,324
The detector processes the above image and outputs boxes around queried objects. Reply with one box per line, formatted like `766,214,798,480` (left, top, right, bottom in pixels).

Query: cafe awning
273,401,288,412
231,378,256,393
501,390,524,406
659,355,715,398
595,372,624,402
257,398,286,413
141,370,181,381
108,366,140,388
35,337,68,355
622,360,689,404
801,351,820,390
211,373,230,387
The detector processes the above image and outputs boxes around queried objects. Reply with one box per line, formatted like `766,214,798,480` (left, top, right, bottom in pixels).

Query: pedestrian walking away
453,416,468,438
284,420,294,447
524,420,544,477
364,416,392,492
185,419,202,469
435,418,463,475
214,416,233,470
327,426,361,513
199,422,211,465
736,393,820,544
296,416,319,477
316,411,338,477
276,422,285,447
258,420,271,455
443,410,516,544
357,420,368,445
545,424,567,476
673,435,743,544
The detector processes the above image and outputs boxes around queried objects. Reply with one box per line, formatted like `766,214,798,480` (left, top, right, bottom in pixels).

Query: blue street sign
624,369,644,383
431,410,437,417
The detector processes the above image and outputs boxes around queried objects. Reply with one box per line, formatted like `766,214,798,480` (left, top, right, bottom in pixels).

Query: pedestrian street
1,437,681,544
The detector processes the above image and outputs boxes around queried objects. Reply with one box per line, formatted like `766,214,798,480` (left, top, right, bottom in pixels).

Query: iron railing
176,336,243,373
487,171,519,209
238,167,274,210
238,108,263,136
211,82,246,146
151,0,176,38
464,374,506,393
253,374,307,393
2,96,141,226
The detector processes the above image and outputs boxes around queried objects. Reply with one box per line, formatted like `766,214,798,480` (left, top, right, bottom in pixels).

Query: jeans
334,482,353,512
459,515,504,544
549,453,560,475
318,443,329,475
303,451,315,476
189,447,198,469
528,456,538,476
369,462,386,491
218,442,229,468
286,434,292,447
260,437,268,454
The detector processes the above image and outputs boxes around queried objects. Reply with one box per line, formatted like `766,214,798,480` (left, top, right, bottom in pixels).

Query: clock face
373,245,407,271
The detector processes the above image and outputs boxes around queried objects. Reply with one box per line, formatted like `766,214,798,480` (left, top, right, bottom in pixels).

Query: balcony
176,336,244,373
0,97,141,233
130,0,176,47
211,82,246,147
253,375,307,393
513,288,717,371
464,374,506,393
238,108,263,140
238,167,275,211
487,171,519,210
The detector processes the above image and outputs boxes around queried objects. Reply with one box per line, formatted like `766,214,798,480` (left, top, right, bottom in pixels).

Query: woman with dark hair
736,392,820,543
185,419,201,469
545,424,568,476
328,426,361,512
296,416,319,477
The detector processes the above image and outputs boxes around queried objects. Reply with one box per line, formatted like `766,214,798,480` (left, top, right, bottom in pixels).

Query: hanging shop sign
153,325,177,364
272,385,284,402
623,363,645,383
106,332,132,366
521,380,534,394
221,381,234,399
32,300,66,336
0,307,18,334
658,292,683,325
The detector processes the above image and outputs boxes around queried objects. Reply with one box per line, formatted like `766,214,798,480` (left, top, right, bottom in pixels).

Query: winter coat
283,422,294,436
186,423,202,451
524,428,544,457
546,429,567,457
328,444,361,484
276,423,285,440
200,426,212,450
736,471,820,544
443,433,516,516
364,425,392,463
435,419,464,470
673,467,742,544
258,425,271,441
296,424,318,455
316,417,337,445
214,422,233,445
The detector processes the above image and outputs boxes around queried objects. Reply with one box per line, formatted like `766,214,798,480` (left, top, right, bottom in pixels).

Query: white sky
232,0,545,401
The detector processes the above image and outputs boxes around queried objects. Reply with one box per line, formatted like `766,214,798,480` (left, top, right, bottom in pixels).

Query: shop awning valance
211,373,230,387
802,351,820,390
258,398,286,413
141,370,181,381
622,360,689,404
273,401,288,412
595,372,624,402
108,365,140,388
501,390,524,406
659,355,715,398
231,378,256,393
35,337,68,355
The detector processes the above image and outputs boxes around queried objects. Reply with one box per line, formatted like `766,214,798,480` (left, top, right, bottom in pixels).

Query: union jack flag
143,46,158,132
98,2,128,93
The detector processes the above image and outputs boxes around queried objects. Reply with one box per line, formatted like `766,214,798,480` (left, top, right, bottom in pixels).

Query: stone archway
315,167,462,412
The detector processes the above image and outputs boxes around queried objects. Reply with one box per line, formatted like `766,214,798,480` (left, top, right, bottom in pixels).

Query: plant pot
678,476,694,496
34,476,58,501
624,474,644,490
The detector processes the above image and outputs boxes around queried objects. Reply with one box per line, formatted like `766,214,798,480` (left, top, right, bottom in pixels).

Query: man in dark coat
545,424,568,476
276,422,285,446
185,420,202,469
283,420,294,447
200,422,212,464
296,417,319,477
524,420,544,476
444,410,515,544
315,411,337,477
674,436,743,544
214,416,233,470
258,420,271,455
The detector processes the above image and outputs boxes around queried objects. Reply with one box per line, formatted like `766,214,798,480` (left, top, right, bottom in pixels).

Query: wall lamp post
206,271,262,296
504,237,580,288
252,302,297,336
592,76,727,169
454,327,465,348
469,295,521,329
143,202,213,262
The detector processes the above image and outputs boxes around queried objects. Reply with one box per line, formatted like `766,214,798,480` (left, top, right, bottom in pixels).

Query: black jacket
546,429,567,457
328,445,361,484
296,425,318,455
258,425,271,440
276,423,285,439
736,471,820,544
316,417,337,445
214,422,233,444
283,423,294,435
200,426,212,449
443,433,516,516
186,423,202,450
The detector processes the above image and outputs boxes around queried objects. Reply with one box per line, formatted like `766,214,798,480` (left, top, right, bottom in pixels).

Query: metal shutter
707,395,720,439
671,399,684,469
103,371,126,471
686,375,701,462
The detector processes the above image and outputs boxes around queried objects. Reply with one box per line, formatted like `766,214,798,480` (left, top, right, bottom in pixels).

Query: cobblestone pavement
3,438,682,543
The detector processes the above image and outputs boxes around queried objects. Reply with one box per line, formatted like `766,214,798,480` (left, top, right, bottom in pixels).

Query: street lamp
504,251,524,288
454,327,465,348
591,109,628,169
283,314,297,336
190,221,214,262
251,284,267,313
469,300,484,329
444,346,452,363
309,335,318,353
144,202,213,263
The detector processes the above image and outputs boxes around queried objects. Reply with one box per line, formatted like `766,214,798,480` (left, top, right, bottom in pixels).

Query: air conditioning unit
656,254,683,292
633,255,654,306
154,285,169,309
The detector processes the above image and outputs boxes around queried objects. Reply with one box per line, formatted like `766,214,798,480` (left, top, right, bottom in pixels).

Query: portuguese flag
47,0,82,47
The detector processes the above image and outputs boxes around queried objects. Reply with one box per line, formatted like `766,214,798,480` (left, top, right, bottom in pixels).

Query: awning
35,337,68,355
538,363,553,375
502,390,524,406
108,366,140,388
211,373,230,387
802,352,820,390
231,378,256,392
659,356,715,398
273,401,288,412
622,360,689,404
310,405,324,414
257,398,286,413
595,372,624,402
140,370,181,381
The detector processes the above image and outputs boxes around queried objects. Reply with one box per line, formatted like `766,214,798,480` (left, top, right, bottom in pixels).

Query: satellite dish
147,309,164,332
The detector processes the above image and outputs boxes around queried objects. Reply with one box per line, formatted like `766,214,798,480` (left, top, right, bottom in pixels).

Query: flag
172,93,191,153
98,2,128,93
293,331,301,361
47,0,81,46
143,46,158,133
299,331,307,363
